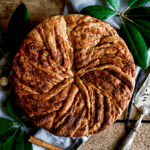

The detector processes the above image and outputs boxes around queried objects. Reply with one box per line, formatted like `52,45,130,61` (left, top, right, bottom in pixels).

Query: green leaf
120,22,148,69
24,132,33,150
7,3,30,63
7,100,21,122
107,0,120,10
0,28,5,59
25,141,33,150
80,5,117,20
15,130,24,150
127,7,150,20
0,118,13,135
1,128,20,150
0,128,16,144
132,19,150,40
134,19,150,30
128,0,139,7
132,0,150,8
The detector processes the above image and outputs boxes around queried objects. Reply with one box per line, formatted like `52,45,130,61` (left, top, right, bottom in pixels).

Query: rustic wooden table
0,0,150,150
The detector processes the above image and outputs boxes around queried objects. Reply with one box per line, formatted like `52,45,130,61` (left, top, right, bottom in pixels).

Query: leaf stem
116,12,120,16
122,7,130,16
122,15,133,23
119,15,124,24
17,122,24,128
14,121,21,124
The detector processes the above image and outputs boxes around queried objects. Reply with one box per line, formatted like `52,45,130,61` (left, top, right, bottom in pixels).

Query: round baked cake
13,14,136,137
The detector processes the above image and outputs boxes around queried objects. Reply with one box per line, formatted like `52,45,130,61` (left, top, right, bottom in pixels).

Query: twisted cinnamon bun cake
13,14,136,137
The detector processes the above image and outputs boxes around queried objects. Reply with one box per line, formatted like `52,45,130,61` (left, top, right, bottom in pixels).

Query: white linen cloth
0,0,150,150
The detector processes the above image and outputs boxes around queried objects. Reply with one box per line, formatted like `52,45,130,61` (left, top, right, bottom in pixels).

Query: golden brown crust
13,14,136,137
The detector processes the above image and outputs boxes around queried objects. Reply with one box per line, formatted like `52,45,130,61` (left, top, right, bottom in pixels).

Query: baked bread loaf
13,14,136,137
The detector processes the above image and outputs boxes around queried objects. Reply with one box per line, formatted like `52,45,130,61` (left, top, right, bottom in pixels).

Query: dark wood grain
0,0,65,32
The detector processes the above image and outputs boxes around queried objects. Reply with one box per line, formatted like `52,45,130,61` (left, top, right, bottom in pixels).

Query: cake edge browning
13,14,136,137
